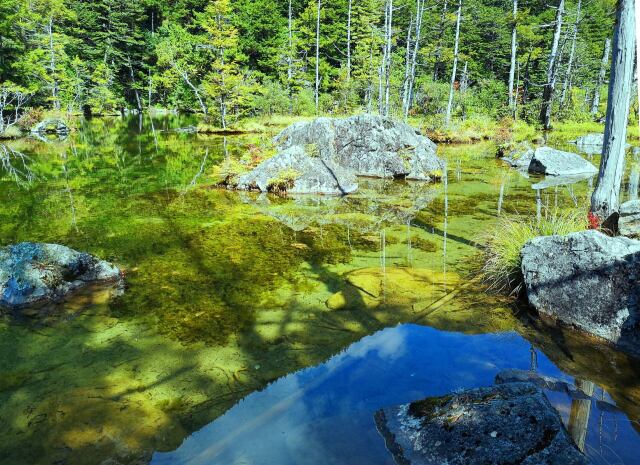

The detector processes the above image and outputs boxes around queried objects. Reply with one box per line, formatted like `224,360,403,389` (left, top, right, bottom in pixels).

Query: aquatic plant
479,210,587,294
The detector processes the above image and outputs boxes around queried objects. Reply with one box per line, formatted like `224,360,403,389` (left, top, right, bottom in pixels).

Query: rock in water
274,115,444,180
618,199,640,238
574,133,604,147
521,230,640,354
0,242,121,310
30,118,70,135
502,146,597,176
528,147,598,176
375,382,587,465
236,145,358,195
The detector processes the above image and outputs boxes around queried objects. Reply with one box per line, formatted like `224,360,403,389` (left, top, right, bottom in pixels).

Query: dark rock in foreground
0,242,121,310
236,145,358,195
618,199,640,238
375,381,587,465
502,145,597,177
521,230,640,355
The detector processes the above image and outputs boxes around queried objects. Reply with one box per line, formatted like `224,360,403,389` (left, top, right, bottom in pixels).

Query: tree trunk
403,0,424,119
591,38,611,115
47,16,60,111
508,0,518,114
433,0,449,82
539,0,565,129
590,0,636,224
173,62,208,117
127,56,142,112
384,0,394,116
346,0,352,82
315,0,321,114
522,52,531,109
445,0,462,125
460,61,469,119
560,0,581,106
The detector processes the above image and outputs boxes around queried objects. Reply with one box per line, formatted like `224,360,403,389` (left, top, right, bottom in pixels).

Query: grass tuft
478,210,587,294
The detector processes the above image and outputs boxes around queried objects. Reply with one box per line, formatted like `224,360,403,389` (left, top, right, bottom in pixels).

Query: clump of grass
479,210,587,294
267,168,301,194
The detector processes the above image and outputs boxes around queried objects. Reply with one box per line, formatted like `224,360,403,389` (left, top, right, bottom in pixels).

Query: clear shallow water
0,116,639,465
152,325,639,465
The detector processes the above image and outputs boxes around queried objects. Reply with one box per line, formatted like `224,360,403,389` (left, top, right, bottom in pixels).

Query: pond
0,116,638,465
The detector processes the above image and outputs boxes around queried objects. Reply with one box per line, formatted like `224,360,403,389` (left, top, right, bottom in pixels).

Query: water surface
0,116,638,465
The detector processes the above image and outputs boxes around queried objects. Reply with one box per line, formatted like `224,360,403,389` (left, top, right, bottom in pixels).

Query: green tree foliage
0,0,619,127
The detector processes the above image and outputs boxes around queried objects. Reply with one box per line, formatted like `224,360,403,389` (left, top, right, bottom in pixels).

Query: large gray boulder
502,146,597,176
0,242,121,310
375,382,587,465
236,145,358,195
618,199,640,238
274,115,444,180
521,230,640,354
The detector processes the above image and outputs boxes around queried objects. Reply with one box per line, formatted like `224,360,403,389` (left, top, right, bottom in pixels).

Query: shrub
479,210,587,294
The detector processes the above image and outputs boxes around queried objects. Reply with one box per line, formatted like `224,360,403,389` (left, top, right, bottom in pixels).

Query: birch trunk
173,62,208,117
47,16,60,111
433,0,448,81
539,0,565,130
591,38,611,115
384,0,394,116
508,0,518,113
402,17,413,116
315,0,321,114
346,0,352,82
127,57,142,112
445,0,462,126
403,0,424,119
560,0,581,106
590,0,636,223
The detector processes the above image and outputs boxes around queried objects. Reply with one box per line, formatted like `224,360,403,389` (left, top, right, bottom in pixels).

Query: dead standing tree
590,0,636,226
539,0,565,130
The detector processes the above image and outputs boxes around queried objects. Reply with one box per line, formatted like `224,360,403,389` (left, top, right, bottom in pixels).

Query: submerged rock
502,146,597,176
375,381,587,465
274,115,444,181
521,230,640,355
618,199,640,238
0,242,121,310
235,145,358,195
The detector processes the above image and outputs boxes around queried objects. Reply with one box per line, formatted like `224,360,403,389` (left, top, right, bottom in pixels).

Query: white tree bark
172,61,208,117
47,16,60,111
433,0,449,81
590,0,636,223
560,0,581,106
508,0,518,113
539,0,565,129
591,38,611,115
445,0,462,125
403,0,425,119
315,0,321,114
346,0,352,82
384,0,394,116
